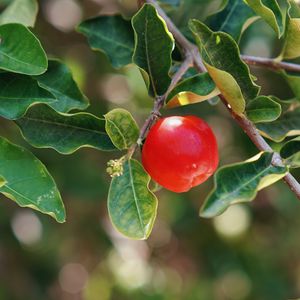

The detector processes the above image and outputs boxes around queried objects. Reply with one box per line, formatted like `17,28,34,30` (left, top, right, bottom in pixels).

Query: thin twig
242,55,300,73
145,0,300,199
127,56,193,158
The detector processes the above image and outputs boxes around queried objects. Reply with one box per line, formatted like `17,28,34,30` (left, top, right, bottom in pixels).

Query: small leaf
108,159,158,239
15,104,116,154
257,107,300,142
200,152,288,218
35,60,89,113
0,136,65,222
246,96,281,123
132,4,174,96
280,137,300,168
0,0,38,27
0,73,56,120
208,0,258,41
244,0,284,37
166,72,219,108
280,0,300,59
281,70,300,100
77,15,134,69
189,20,260,114
104,108,140,150
0,23,47,75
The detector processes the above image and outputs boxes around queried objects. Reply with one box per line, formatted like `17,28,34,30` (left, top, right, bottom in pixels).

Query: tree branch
242,55,300,73
128,56,193,158
144,0,300,199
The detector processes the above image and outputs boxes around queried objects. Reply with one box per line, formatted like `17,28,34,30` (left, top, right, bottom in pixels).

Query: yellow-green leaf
189,20,260,114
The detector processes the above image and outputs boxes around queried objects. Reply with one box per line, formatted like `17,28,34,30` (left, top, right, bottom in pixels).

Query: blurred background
1,0,300,299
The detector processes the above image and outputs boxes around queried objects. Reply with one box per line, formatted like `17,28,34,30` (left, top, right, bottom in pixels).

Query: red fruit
142,115,219,193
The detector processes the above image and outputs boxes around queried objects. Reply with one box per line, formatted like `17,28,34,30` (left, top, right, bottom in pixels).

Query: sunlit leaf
0,73,56,120
77,15,134,69
35,60,89,113
189,20,259,114
0,136,65,222
280,0,300,59
15,104,116,154
0,23,47,75
108,159,158,240
166,72,219,108
257,107,300,142
0,0,38,27
132,4,174,96
200,152,288,218
104,108,139,150
246,96,281,123
244,0,284,37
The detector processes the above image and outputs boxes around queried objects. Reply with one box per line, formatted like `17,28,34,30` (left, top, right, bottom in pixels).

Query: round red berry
142,115,219,193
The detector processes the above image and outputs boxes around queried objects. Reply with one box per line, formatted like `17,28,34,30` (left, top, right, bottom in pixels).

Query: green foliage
35,60,89,113
108,159,158,240
77,15,134,69
244,0,284,37
280,137,300,168
15,104,116,154
132,4,174,96
104,109,140,150
280,0,300,59
0,0,38,27
0,23,47,75
208,0,257,41
201,152,288,218
281,71,300,100
257,107,300,142
0,73,56,120
166,72,219,107
189,20,260,114
246,96,282,123
0,136,65,222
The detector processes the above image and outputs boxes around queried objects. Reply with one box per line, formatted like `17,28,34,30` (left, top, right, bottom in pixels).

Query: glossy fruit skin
142,115,219,193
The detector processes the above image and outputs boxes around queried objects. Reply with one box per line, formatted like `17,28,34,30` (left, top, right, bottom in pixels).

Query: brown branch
145,0,300,199
242,55,300,73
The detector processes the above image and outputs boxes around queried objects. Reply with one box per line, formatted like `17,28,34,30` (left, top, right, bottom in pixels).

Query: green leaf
0,73,56,120
166,72,219,108
132,4,174,96
280,1,300,59
281,70,300,100
189,20,260,114
280,136,300,168
200,152,288,218
108,159,158,240
35,60,89,113
246,96,281,123
0,136,65,222
77,15,134,69
244,0,284,37
15,104,116,154
208,0,258,41
104,108,139,150
0,0,38,27
257,107,300,142
0,23,47,75
0,24,48,75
